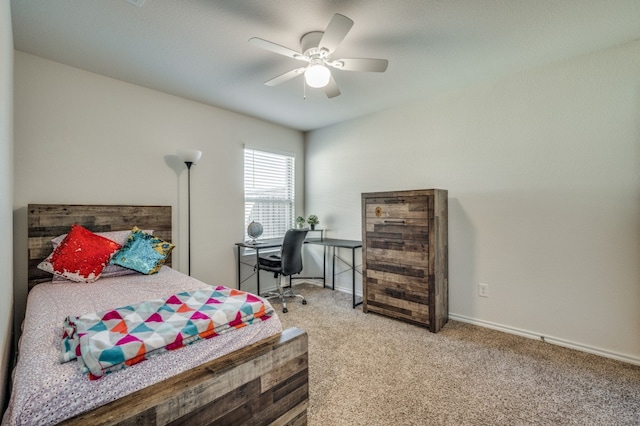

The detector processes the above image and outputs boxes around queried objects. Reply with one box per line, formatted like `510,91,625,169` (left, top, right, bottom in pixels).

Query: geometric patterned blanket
59,286,274,380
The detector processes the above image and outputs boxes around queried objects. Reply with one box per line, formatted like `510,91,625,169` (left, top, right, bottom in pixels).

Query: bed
3,204,308,425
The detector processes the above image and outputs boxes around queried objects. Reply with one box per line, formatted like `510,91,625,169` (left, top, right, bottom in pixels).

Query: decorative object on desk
307,215,319,230
295,216,306,229
177,148,203,276
247,221,263,243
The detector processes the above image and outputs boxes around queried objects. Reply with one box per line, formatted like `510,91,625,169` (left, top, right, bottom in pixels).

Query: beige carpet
276,283,640,426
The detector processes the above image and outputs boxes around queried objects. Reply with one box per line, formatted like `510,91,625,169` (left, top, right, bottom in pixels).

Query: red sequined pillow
37,224,122,283
50,229,154,282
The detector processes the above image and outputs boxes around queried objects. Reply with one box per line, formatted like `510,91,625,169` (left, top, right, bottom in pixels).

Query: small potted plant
295,216,306,229
307,215,319,230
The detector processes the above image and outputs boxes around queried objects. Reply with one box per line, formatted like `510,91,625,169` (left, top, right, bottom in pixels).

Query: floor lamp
177,149,202,276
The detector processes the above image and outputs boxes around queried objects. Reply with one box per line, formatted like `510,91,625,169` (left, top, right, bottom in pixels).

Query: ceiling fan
249,13,388,98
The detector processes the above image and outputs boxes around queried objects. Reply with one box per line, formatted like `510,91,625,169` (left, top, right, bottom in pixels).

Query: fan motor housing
300,31,328,58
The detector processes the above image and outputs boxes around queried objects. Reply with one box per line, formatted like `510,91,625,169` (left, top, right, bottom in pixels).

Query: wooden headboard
27,204,172,290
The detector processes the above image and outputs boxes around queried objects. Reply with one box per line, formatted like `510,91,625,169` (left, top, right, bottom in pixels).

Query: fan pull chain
303,77,307,100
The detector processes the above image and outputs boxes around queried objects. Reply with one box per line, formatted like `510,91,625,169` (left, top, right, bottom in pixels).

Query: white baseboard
295,282,640,365
449,313,640,366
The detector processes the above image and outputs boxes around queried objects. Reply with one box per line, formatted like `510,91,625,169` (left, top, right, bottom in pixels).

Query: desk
236,237,363,308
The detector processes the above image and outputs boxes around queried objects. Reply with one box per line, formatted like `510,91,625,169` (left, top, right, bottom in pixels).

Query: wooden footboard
60,327,308,426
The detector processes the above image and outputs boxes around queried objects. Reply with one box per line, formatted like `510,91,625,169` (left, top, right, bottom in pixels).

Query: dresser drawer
366,236,426,250
365,246,428,269
365,196,429,225
365,280,429,325
364,222,428,244
366,268,430,292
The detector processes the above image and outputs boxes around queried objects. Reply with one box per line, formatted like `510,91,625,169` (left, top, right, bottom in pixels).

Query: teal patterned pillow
110,227,174,274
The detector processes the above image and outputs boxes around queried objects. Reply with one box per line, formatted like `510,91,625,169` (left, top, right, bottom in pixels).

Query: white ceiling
10,0,640,132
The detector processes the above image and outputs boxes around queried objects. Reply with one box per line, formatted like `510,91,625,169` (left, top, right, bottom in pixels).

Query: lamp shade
304,60,331,88
177,149,202,164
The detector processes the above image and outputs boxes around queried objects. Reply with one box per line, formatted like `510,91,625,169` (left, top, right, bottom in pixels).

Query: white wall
0,0,13,410
12,52,304,337
306,41,640,363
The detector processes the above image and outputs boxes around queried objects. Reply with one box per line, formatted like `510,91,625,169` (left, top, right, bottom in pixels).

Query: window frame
243,147,296,243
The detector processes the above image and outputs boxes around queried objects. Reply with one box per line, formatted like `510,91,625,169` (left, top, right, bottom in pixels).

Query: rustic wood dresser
361,189,448,332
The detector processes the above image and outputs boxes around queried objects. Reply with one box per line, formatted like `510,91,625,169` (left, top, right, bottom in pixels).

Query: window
244,148,295,240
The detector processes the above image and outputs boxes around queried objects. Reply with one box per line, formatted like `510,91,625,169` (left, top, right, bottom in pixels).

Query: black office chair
257,228,308,313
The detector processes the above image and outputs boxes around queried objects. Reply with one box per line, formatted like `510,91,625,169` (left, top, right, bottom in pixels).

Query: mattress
2,267,282,426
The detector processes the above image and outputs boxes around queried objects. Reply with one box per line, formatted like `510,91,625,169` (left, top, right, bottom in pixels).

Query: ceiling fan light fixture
304,59,331,88
249,13,387,98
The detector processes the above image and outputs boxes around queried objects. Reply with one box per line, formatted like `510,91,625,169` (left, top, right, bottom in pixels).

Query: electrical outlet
478,283,489,297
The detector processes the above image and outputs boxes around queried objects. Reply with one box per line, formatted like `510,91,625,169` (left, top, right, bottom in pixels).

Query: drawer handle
383,220,405,225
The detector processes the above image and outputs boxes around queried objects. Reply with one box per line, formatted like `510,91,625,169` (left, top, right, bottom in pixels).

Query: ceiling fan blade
249,37,306,61
319,14,354,53
333,58,389,72
264,67,305,86
324,75,340,98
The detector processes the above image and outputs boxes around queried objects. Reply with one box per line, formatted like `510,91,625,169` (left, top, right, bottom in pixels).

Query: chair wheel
282,307,288,313
302,300,307,305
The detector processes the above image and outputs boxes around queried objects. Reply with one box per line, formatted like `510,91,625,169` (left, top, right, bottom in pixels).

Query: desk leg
352,248,357,308
332,246,336,290
352,248,355,308
255,248,261,296
323,245,327,288
237,246,241,290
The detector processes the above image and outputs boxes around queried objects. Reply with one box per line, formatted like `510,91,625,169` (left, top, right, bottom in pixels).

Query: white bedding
2,266,282,426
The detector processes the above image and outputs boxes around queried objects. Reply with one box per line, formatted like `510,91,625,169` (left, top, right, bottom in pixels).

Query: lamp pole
177,149,202,277
185,161,193,276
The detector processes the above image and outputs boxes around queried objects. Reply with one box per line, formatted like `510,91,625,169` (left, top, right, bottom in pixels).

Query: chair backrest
280,229,308,276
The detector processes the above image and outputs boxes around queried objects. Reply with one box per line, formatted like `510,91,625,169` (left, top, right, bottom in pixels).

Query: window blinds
244,148,295,239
